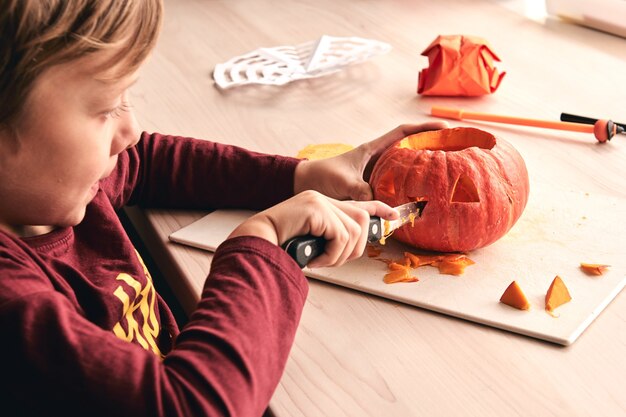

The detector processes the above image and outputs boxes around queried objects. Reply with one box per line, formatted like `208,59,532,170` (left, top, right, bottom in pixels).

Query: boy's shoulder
0,232,56,304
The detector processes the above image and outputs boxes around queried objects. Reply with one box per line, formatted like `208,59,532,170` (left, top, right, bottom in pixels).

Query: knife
282,200,427,268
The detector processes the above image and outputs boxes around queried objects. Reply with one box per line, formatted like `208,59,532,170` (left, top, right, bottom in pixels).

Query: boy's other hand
227,191,399,268
293,122,448,201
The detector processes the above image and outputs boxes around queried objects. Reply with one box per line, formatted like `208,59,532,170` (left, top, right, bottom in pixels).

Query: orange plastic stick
431,106,594,134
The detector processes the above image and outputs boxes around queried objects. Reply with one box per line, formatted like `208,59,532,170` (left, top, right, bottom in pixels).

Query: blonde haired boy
0,1,444,416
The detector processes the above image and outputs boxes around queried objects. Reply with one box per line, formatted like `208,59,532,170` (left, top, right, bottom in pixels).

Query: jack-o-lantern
369,127,529,252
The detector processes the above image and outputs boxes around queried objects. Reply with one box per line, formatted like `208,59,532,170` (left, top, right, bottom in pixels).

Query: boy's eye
104,101,132,119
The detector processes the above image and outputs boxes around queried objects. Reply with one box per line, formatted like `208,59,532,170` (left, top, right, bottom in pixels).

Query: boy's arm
173,236,308,415
102,132,301,210
0,236,307,417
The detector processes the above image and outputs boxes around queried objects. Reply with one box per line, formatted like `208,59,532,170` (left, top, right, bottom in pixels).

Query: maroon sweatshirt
0,133,308,417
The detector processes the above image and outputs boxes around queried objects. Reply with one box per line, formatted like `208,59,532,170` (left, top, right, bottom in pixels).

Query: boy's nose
112,111,141,155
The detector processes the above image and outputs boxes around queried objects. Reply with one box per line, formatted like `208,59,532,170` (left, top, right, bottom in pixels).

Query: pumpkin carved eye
369,127,529,252
451,174,480,203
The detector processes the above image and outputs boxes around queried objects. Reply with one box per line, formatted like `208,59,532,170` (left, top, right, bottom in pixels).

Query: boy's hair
0,0,163,126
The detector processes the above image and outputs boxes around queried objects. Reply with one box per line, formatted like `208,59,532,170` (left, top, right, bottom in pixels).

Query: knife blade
282,201,427,268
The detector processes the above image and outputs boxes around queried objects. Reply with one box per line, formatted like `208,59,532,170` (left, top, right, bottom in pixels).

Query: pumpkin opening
451,174,480,203
398,127,496,152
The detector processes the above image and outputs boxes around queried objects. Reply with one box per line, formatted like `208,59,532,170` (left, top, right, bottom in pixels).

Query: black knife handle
282,216,382,268
282,235,326,268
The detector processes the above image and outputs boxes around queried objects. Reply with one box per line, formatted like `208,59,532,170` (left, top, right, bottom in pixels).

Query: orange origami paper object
418,35,506,96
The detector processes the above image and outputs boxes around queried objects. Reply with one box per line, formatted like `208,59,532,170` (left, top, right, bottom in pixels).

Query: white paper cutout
213,35,392,89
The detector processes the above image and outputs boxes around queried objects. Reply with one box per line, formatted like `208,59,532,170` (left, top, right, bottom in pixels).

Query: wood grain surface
127,0,626,415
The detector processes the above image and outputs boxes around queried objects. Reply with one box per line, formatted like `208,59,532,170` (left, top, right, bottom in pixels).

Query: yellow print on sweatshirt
112,251,163,358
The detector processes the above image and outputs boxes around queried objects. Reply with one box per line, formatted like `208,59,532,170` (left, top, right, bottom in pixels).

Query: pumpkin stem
451,174,480,203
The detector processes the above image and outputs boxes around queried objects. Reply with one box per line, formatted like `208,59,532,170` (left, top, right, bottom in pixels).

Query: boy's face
0,52,141,234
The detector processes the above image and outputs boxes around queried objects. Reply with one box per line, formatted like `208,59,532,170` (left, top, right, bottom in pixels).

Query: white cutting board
169,188,626,345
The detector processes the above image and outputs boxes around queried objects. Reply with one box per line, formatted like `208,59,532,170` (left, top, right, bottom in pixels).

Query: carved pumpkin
369,127,529,252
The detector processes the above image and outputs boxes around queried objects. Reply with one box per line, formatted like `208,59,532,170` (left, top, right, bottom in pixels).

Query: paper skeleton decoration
213,35,391,89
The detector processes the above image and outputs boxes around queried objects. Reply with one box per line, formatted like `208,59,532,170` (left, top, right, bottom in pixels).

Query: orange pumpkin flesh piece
379,220,393,245
435,257,476,275
545,276,572,313
499,281,530,310
296,143,354,160
403,251,475,275
580,262,610,276
404,252,446,267
383,267,418,284
403,252,421,267
388,261,410,270
382,251,474,284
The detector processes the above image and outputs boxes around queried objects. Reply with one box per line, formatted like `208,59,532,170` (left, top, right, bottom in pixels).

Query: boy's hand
228,191,399,268
294,122,448,201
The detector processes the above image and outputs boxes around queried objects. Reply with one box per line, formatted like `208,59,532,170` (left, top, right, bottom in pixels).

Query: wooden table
127,1,626,415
